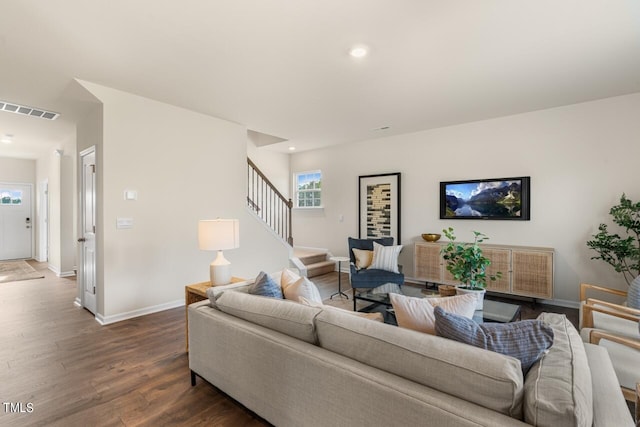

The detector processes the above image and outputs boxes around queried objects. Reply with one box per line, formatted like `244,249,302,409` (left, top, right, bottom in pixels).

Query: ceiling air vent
0,100,59,120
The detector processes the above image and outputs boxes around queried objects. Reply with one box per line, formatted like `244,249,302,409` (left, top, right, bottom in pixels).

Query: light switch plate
116,218,134,229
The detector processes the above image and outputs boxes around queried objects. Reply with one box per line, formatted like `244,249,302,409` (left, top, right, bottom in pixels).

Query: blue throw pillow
434,306,554,373
248,271,283,299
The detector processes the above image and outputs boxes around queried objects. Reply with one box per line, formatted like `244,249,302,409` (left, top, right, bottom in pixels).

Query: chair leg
191,370,197,386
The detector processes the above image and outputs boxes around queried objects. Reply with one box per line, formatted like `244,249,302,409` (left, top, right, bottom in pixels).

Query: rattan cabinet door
414,242,443,283
511,249,553,299
483,248,511,293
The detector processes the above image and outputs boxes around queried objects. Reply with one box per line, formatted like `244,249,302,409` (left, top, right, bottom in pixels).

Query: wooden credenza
414,241,554,299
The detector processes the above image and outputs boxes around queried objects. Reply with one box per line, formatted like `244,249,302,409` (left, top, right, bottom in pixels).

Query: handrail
247,158,289,204
247,158,293,245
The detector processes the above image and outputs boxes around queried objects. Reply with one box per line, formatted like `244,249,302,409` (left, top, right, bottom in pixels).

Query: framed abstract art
358,172,401,244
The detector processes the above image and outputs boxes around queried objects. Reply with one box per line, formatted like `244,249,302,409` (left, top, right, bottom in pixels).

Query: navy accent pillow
248,271,283,299
434,306,554,373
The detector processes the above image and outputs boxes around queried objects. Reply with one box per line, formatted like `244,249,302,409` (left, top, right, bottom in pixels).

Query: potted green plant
586,194,640,308
441,227,502,310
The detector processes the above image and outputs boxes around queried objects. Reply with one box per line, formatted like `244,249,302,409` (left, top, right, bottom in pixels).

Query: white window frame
294,170,323,209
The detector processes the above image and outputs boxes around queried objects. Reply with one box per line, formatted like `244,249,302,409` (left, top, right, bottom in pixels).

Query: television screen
440,177,530,220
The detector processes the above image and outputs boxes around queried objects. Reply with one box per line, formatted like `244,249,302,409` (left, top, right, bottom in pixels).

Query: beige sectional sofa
188,278,634,427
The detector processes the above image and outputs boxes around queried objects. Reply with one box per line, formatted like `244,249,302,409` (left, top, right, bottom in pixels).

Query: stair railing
247,158,293,245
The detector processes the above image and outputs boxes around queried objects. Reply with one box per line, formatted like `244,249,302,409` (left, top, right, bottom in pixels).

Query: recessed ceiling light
288,146,296,151
1,134,13,144
349,46,369,58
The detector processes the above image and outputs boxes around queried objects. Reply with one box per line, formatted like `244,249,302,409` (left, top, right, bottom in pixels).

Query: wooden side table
185,277,245,352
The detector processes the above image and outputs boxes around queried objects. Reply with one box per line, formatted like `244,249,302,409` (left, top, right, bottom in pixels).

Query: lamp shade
198,219,240,251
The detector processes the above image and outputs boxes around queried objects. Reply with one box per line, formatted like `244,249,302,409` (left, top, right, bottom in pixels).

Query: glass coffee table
354,284,521,325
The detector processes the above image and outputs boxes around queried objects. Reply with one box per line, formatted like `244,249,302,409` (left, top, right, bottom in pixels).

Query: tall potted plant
441,227,501,310
586,194,640,308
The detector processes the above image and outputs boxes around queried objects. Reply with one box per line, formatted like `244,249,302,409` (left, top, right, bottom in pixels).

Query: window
0,189,22,205
294,171,322,208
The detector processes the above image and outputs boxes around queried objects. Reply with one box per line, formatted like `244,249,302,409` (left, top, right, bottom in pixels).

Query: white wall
77,81,289,322
290,93,640,306
36,135,77,275
0,157,35,183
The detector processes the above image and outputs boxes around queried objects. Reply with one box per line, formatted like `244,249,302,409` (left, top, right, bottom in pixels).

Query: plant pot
628,275,640,309
456,286,486,311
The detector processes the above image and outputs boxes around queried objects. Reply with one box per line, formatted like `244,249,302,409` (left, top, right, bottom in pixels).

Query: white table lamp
198,219,240,285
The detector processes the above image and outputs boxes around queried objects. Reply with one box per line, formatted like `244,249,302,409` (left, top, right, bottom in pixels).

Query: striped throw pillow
434,306,554,373
368,242,403,273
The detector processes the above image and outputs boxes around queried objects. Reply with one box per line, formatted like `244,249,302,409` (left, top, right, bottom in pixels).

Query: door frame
38,179,48,262
0,181,35,260
78,146,97,315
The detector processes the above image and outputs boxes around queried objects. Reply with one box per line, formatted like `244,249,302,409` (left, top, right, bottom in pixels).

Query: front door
0,183,33,260
79,148,97,314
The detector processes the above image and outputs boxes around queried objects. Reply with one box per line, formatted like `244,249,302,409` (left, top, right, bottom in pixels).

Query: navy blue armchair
348,237,404,310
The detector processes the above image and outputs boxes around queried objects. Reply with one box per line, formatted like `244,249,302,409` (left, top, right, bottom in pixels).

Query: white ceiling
1,0,639,159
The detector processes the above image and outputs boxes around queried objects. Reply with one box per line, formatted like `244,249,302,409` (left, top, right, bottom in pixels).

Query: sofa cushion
299,297,384,322
369,242,403,273
434,306,554,373
523,312,593,427
315,308,524,417
215,291,322,344
390,293,476,335
248,271,283,299
206,280,252,308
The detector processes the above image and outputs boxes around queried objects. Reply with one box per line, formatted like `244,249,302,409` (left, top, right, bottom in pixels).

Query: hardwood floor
0,261,267,427
1,264,579,426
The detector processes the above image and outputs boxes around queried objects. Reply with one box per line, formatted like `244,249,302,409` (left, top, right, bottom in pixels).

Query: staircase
247,157,335,278
294,248,336,278
247,158,293,245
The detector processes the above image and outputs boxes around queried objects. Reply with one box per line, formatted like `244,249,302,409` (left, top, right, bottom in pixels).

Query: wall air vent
0,100,59,120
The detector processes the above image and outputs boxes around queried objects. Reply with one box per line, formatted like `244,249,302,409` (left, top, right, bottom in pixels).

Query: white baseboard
58,271,76,278
47,264,76,278
96,299,184,325
73,297,82,307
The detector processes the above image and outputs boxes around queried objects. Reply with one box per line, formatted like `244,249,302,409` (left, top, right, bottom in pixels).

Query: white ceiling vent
0,100,59,120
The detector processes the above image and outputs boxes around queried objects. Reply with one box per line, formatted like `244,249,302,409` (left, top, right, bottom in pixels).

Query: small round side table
329,256,350,299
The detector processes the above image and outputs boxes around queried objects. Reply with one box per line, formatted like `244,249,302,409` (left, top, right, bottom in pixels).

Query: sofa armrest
584,343,636,426
206,279,253,302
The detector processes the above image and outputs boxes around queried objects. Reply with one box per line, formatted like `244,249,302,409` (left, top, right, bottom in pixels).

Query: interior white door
80,148,97,314
0,183,33,260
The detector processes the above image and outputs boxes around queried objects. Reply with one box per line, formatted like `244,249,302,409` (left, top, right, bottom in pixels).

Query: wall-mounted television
440,176,530,220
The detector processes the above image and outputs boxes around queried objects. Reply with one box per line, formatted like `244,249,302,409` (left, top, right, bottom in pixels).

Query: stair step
298,252,328,266
306,260,336,278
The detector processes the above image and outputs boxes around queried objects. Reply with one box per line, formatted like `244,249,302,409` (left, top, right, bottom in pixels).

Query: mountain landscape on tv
445,181,523,218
